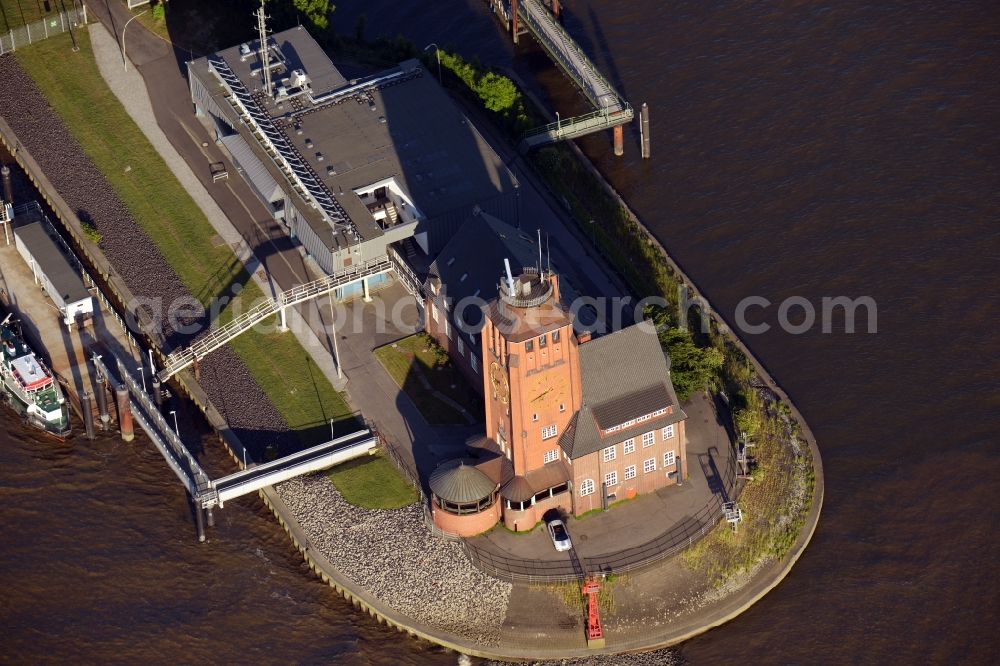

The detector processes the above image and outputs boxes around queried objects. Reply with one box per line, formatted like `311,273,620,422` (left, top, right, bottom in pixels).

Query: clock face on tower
489,362,510,404
528,373,569,408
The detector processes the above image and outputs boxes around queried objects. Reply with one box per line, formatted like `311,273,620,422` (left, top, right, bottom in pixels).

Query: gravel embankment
485,650,684,666
275,474,512,646
0,57,290,451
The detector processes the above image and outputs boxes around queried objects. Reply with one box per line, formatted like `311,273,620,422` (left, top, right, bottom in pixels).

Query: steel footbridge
495,0,634,150
156,257,392,382
98,351,376,517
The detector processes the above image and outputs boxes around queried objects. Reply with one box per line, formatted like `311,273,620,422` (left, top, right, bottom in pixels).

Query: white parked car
547,519,573,552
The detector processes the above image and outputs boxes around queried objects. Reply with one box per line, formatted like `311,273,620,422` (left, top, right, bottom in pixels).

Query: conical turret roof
429,459,497,504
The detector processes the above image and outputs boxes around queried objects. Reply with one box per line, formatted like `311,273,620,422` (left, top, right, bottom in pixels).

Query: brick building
423,212,576,395
428,266,687,536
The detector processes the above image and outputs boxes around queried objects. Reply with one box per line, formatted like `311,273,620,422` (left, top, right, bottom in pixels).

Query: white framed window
622,438,635,455
664,450,676,467
624,465,636,481
559,403,566,412
603,445,616,462
445,319,451,338
579,478,595,496
430,302,439,323
642,431,655,448
541,424,558,440
532,413,539,422
543,449,559,464
662,424,675,440
644,458,657,473
605,471,618,487
471,356,478,372
457,338,464,355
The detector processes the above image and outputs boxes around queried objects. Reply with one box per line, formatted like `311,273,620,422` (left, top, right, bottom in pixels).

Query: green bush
81,221,102,244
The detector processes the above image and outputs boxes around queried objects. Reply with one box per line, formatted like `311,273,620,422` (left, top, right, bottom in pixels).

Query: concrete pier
193,496,206,542
640,102,651,159
94,373,110,426
0,205,142,426
81,392,95,440
115,385,134,442
613,125,624,156
1,165,12,204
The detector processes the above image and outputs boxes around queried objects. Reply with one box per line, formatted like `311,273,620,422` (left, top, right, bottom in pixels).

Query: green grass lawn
0,0,59,33
327,454,419,509
15,31,353,444
374,333,482,425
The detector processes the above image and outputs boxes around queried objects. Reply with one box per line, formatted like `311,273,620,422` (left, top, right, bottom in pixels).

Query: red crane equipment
581,576,605,648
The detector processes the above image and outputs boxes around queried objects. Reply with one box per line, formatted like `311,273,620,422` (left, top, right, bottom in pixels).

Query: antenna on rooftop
255,0,272,97
537,228,542,273
503,258,515,295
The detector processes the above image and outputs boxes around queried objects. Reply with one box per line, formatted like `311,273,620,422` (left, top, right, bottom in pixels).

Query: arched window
579,478,596,496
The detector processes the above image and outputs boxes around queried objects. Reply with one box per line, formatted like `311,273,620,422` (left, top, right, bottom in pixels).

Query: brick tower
481,264,582,528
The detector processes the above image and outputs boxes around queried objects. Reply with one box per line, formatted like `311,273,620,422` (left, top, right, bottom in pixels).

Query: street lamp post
169,410,179,436
329,243,343,380
556,111,561,137
121,10,148,73
138,365,146,393
424,43,441,83
329,418,335,442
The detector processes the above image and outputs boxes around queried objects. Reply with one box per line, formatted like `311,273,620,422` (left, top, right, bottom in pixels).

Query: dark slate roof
558,321,687,459
13,221,90,305
426,213,541,329
429,459,498,503
591,383,671,430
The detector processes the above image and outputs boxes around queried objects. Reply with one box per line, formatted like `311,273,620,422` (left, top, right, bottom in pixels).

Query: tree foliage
734,408,762,439
476,72,518,112
436,51,535,133
657,326,724,402
292,0,333,32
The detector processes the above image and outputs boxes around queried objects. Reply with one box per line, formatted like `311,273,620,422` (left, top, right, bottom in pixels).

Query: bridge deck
515,0,633,149
209,429,377,507
157,258,393,382
518,0,622,113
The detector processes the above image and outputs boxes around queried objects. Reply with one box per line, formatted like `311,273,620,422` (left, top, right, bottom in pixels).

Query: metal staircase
157,258,392,381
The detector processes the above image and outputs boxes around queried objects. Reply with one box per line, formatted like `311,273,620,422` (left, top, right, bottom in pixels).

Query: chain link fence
0,4,88,56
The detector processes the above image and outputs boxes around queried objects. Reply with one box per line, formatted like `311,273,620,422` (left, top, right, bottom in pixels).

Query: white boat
0,313,71,438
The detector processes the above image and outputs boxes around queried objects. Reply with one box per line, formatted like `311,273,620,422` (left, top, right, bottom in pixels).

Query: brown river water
2,1,998,663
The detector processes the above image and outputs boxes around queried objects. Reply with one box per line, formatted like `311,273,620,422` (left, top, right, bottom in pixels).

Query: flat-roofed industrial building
187,27,519,298
12,215,93,327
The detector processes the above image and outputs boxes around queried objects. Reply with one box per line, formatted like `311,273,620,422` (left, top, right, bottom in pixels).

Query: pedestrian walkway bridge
204,429,377,509
98,351,376,531
156,257,391,382
507,0,634,149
